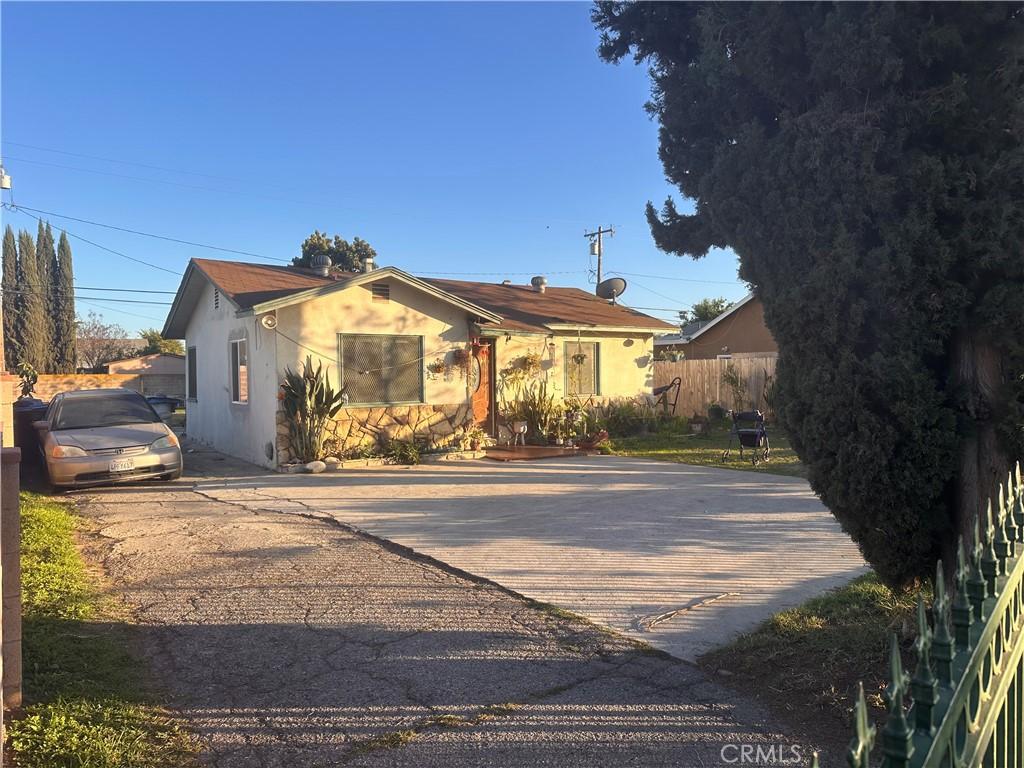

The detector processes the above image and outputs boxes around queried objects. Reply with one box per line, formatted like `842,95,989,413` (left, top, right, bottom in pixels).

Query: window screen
565,341,599,396
339,334,423,405
187,347,198,401
231,339,248,403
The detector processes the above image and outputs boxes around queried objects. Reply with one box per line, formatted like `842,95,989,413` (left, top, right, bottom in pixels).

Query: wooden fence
653,355,778,418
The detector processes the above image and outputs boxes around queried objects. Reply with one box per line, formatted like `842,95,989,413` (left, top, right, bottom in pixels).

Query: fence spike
1013,465,1024,543
846,682,875,768
981,500,1002,591
1004,477,1020,553
911,594,938,733
951,537,973,651
992,490,1012,568
968,517,988,620
881,634,914,766
932,561,954,686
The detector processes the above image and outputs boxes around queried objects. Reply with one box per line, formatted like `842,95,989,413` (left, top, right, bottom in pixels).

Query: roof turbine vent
311,252,332,277
530,275,548,294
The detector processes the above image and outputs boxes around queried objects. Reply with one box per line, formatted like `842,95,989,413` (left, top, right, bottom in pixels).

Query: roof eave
240,267,503,324
682,292,755,342
544,322,671,334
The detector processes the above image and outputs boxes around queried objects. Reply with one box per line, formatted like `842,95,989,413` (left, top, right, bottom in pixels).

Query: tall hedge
594,3,1024,587
2,226,19,371
52,232,77,373
14,230,48,372
36,221,57,371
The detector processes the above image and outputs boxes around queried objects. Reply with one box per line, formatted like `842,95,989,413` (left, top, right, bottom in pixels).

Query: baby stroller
721,410,770,466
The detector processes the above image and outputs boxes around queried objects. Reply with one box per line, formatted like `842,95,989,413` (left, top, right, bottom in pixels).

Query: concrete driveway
195,453,866,660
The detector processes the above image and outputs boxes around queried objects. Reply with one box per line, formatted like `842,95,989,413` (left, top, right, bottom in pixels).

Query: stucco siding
493,331,654,401
184,281,279,467
273,277,474,407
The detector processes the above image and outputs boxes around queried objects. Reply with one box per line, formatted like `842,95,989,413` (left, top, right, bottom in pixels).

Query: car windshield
53,394,161,430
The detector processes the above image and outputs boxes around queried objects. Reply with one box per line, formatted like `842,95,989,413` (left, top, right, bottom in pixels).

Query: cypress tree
52,232,77,373
14,230,47,372
36,221,56,372
594,3,1024,587
2,226,19,371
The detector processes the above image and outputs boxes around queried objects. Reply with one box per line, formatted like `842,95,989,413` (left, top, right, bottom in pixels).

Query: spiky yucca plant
280,355,347,462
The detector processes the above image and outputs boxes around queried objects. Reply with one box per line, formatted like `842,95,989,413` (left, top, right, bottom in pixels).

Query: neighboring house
655,293,778,360
163,258,674,468
105,353,185,376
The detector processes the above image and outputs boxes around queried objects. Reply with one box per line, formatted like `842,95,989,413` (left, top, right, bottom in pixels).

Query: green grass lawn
699,573,925,761
612,421,807,478
8,492,198,768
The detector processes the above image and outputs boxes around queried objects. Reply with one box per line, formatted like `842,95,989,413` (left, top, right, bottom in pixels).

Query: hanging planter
451,347,472,378
571,352,588,365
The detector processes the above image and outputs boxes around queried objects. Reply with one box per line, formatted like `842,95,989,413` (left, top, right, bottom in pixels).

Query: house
655,293,777,360
162,258,675,467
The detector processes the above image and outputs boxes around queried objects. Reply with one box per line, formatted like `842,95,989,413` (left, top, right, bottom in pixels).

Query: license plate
109,458,135,473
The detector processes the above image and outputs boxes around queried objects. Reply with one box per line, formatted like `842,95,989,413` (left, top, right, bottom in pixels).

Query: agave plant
280,355,347,462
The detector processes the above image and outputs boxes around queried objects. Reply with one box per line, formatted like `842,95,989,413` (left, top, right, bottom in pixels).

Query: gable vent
214,289,220,310
371,282,390,303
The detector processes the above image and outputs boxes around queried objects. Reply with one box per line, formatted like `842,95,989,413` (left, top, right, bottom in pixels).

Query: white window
339,334,423,405
230,339,248,404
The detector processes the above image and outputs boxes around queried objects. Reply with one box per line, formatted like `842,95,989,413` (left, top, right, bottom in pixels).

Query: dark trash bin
13,398,49,464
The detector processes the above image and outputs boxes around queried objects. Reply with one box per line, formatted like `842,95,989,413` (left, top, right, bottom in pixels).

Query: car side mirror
32,420,49,432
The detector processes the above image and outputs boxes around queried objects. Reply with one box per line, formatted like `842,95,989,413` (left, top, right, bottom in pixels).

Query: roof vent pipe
363,254,376,272
311,253,331,277
530,275,547,293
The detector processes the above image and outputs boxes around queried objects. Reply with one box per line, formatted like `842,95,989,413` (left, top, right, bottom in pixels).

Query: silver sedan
35,388,183,489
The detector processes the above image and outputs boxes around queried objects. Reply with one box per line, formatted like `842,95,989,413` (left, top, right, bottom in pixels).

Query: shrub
384,440,421,465
280,356,346,463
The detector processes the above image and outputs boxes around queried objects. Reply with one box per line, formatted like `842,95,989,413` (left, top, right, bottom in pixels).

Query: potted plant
451,347,472,378
426,358,448,379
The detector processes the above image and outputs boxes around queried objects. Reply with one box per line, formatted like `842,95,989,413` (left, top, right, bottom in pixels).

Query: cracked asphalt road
74,446,812,767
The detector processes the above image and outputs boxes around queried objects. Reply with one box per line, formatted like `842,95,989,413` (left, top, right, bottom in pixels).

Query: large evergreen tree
36,221,57,371
2,225,19,371
292,230,377,271
594,3,1024,586
13,229,47,372
52,232,77,373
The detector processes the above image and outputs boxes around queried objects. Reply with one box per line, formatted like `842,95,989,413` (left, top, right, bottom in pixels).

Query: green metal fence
841,463,1024,767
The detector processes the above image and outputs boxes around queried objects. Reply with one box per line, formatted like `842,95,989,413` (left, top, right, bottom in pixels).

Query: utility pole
584,226,614,288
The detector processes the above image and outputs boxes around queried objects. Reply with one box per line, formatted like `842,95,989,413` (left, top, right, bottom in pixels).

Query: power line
2,140,254,184
8,203,288,263
76,297,165,323
420,269,587,277
3,202,183,275
612,270,742,286
2,288,172,305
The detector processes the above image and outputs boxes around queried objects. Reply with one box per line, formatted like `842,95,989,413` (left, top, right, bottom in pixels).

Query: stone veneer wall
276,403,474,464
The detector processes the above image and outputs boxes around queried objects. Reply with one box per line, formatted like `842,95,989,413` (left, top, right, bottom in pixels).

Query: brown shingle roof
192,258,348,310
424,278,675,333
186,258,673,332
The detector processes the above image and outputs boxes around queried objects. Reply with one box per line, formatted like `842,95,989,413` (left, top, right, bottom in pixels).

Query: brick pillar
1,447,21,712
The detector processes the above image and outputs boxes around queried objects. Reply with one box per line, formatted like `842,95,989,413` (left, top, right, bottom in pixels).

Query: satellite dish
260,313,278,330
596,277,627,303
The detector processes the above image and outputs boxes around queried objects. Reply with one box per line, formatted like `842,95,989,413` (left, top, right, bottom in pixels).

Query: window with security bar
339,334,424,405
565,341,600,396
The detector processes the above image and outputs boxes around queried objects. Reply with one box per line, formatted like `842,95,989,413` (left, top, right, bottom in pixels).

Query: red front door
471,340,495,435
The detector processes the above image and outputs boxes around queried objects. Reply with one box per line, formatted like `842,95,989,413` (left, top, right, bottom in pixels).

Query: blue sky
1,1,744,334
